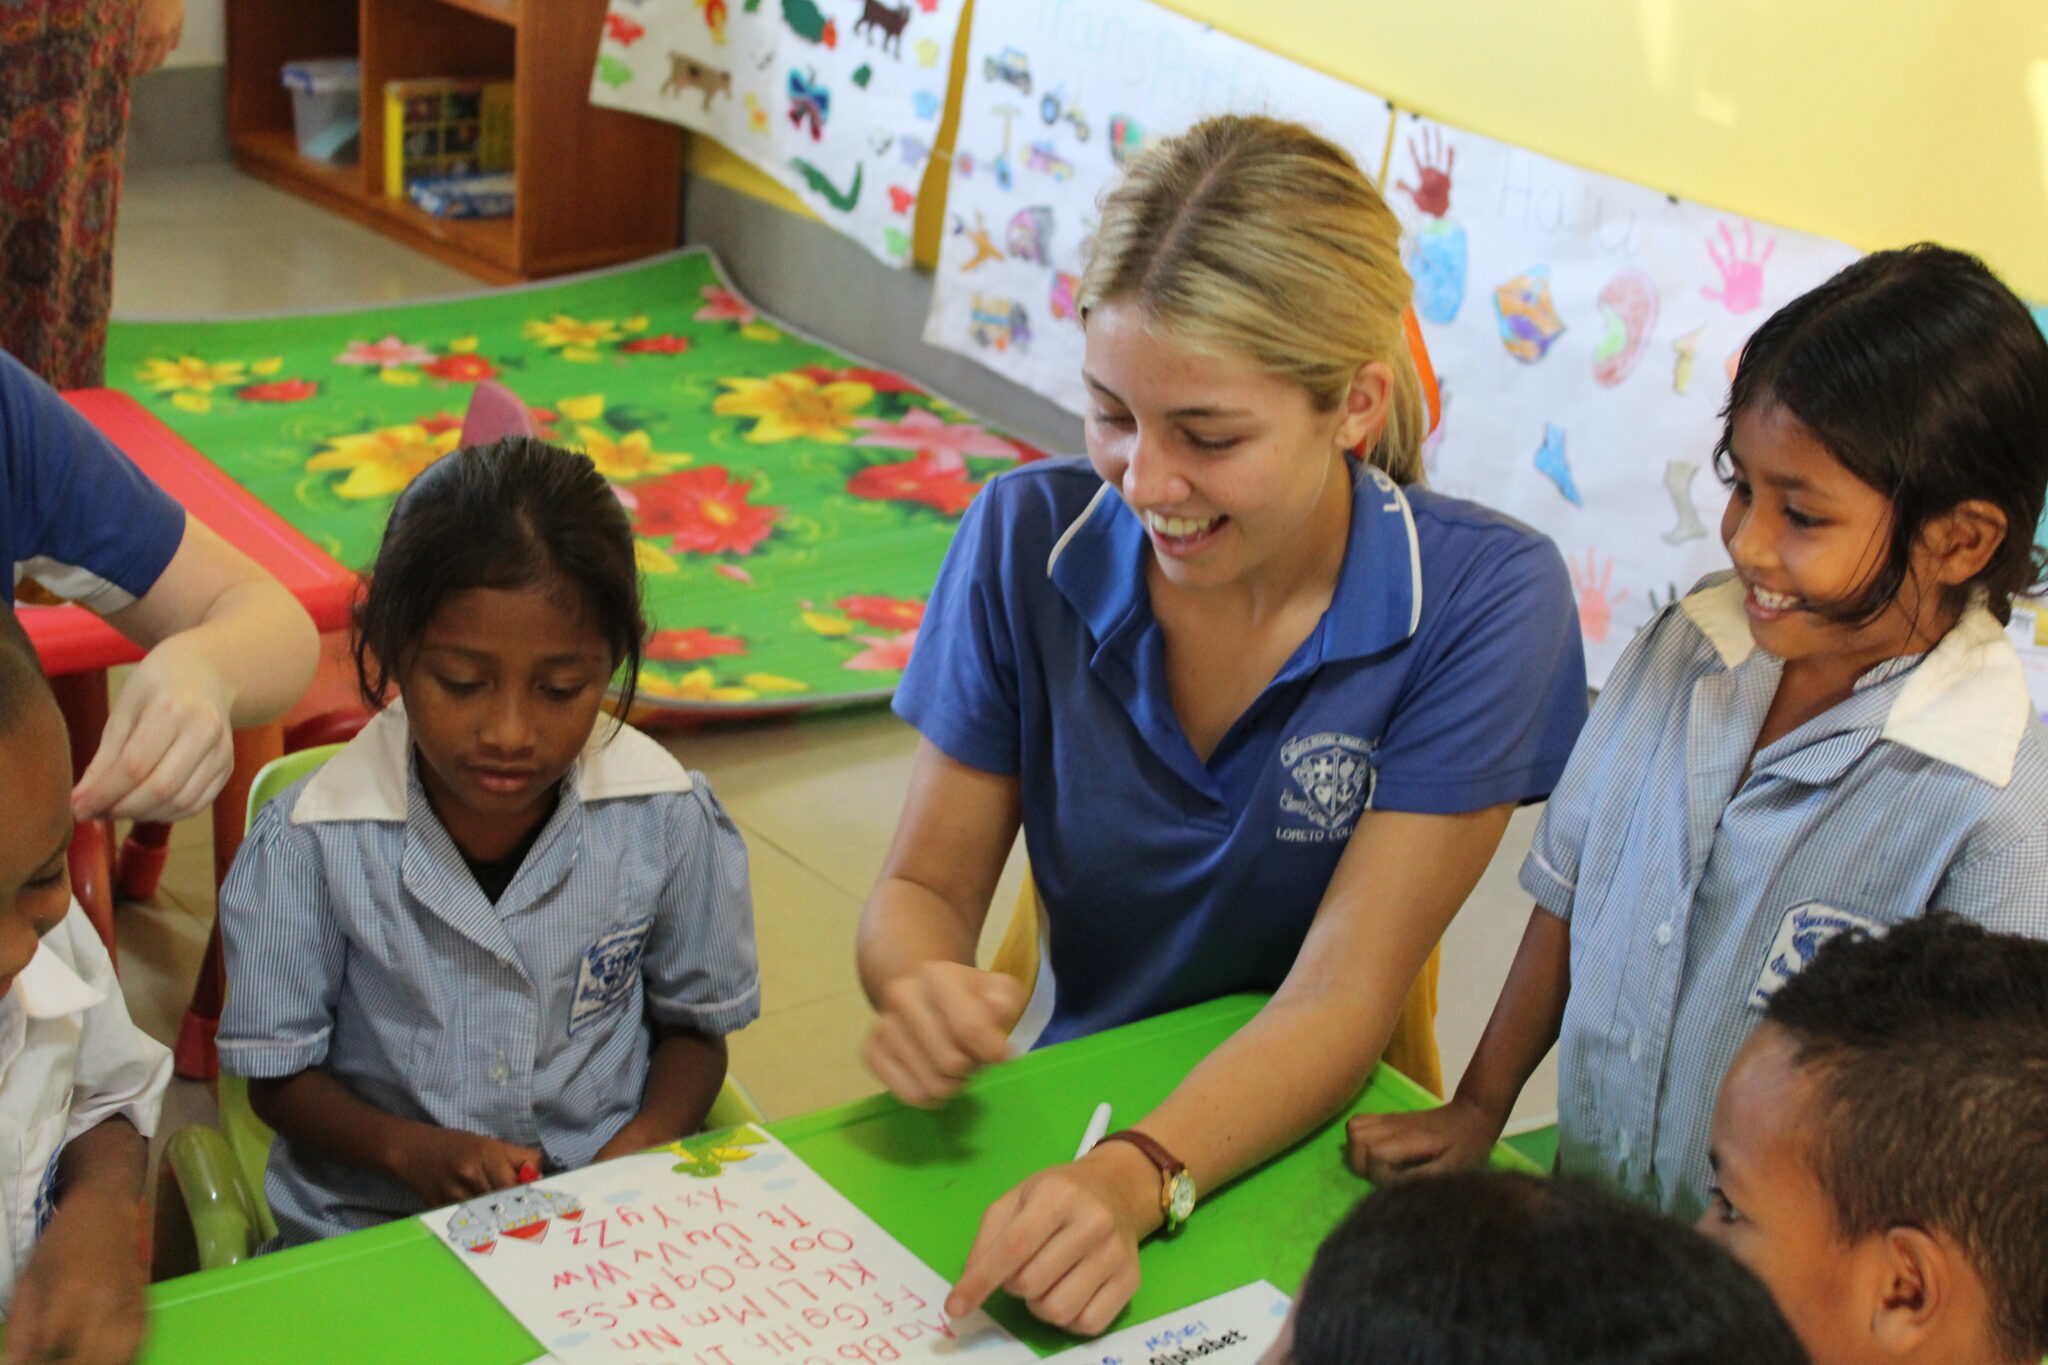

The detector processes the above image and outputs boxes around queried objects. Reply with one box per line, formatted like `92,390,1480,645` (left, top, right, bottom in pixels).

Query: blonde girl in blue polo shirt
857,115,1588,1333
216,438,758,1248
1350,245,2048,1223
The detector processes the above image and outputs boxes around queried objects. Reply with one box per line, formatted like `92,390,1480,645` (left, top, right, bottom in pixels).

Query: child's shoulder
576,720,699,805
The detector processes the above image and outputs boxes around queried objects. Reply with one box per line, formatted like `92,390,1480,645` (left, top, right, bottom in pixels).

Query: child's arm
593,1026,729,1161
2,1118,147,1365
1346,905,1570,1181
249,1070,544,1207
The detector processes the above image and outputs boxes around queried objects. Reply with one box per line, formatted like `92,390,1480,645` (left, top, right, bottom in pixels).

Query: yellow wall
689,0,2048,297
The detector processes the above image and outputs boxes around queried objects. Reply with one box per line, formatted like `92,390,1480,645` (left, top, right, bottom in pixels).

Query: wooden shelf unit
226,0,679,283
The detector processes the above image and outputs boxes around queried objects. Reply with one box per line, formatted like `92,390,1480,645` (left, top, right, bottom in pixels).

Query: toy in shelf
382,77,514,199
282,58,361,165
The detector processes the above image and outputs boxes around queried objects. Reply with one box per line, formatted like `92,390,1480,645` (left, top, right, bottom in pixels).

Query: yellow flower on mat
378,368,422,387
637,667,758,704
713,373,874,444
137,356,249,394
251,356,283,376
306,423,460,500
573,425,692,482
634,540,680,574
170,392,212,414
557,394,606,421
738,323,783,343
447,335,480,353
743,673,809,693
523,314,622,350
801,611,852,636
562,346,603,364
623,315,650,332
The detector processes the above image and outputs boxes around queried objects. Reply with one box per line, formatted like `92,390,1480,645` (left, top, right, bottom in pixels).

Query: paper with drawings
588,0,969,268
1385,110,1863,685
1039,1282,1290,1365
425,1125,1032,1365
922,0,1393,415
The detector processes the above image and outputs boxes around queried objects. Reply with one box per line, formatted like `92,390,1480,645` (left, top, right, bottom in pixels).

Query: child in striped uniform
218,437,759,1248
1349,245,2048,1224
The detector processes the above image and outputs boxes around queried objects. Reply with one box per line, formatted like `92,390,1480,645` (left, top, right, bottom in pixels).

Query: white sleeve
51,906,172,1144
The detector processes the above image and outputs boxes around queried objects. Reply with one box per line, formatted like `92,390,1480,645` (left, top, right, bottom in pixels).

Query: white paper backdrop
590,0,969,267
921,0,1393,414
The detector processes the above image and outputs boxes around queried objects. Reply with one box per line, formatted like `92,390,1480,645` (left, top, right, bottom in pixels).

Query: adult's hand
865,961,1025,1107
131,0,185,75
71,632,233,822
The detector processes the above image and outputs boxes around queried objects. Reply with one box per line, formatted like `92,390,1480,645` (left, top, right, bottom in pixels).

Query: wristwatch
1098,1129,1197,1234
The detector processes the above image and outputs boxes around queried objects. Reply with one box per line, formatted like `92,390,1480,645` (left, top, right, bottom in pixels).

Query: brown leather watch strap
1097,1128,1185,1177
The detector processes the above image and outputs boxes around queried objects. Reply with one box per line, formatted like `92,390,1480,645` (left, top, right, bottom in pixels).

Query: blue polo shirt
895,457,1588,1045
3,349,185,610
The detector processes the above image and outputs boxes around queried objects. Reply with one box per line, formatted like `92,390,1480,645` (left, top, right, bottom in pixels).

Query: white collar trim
292,701,693,824
1679,575,2031,787
13,921,103,1020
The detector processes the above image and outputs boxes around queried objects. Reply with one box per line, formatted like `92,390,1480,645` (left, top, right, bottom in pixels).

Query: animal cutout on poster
592,0,969,266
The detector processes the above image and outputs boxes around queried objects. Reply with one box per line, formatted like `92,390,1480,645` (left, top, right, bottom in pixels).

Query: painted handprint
1396,126,1455,219
1701,219,1775,314
1572,550,1624,644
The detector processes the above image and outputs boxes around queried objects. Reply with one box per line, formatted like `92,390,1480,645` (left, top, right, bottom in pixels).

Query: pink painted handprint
1701,219,1775,314
1396,125,1455,219
1572,549,1623,644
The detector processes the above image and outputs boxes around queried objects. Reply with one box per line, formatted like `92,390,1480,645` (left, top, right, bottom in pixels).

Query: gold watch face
1164,1171,1197,1230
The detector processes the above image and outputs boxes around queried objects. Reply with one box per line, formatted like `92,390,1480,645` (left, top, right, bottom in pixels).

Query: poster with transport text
589,0,968,267
1385,111,1862,684
922,0,1394,414
425,1125,1033,1365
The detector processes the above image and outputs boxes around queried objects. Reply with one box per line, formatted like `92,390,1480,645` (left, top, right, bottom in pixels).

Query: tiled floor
106,163,1558,1157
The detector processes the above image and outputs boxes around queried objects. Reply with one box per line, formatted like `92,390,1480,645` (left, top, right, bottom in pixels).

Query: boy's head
0,605,73,995
1702,914,2048,1365
1270,1170,1808,1365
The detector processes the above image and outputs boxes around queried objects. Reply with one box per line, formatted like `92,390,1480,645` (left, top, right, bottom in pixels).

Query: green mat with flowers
105,250,1045,713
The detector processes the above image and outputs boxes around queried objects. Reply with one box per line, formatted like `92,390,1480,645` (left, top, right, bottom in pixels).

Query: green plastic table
123,995,1531,1363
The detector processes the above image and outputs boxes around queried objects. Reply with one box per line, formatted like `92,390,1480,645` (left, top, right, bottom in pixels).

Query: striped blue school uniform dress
217,705,758,1248
1526,571,2048,1221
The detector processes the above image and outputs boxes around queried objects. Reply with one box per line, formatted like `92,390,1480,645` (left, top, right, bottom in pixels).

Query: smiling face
1719,403,1953,671
1081,301,1384,593
0,697,76,997
396,583,616,862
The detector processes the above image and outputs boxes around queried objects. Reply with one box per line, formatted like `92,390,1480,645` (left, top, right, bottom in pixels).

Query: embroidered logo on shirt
568,918,652,1036
1749,901,1888,1008
1277,732,1377,842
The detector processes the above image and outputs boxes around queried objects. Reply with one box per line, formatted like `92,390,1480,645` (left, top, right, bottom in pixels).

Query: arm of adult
1346,904,1569,1181
74,517,319,823
130,0,185,75
856,739,1029,1109
944,799,1513,1334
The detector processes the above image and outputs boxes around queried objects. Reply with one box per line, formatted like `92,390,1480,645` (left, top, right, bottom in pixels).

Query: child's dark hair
1764,914,2048,1363
352,437,646,717
1716,243,2048,625
0,604,55,737
1290,1171,1808,1365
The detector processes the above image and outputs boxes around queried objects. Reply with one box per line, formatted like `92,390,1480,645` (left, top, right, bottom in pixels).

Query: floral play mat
106,250,1045,713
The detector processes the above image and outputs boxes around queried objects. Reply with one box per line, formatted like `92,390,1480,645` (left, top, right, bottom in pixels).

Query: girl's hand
864,961,1026,1107
71,636,234,823
946,1141,1160,1336
389,1128,545,1207
1345,1094,1505,1184
2,1187,147,1365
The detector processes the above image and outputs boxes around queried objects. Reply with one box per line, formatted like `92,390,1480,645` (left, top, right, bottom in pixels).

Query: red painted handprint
1396,125,1455,219
1701,219,1775,314
1572,549,1623,644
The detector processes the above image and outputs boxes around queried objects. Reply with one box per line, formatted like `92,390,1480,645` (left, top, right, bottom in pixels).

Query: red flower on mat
837,595,925,632
237,378,318,403
621,334,692,355
633,467,784,556
648,627,747,661
695,285,757,327
422,353,500,383
799,364,920,394
846,453,982,516
845,629,918,673
605,13,646,44
415,411,463,436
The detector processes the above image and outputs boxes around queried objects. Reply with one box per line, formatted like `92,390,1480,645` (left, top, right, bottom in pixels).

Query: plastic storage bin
281,58,361,164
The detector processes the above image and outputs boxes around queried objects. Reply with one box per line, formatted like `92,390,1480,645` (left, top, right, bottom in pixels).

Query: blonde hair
1079,115,1426,485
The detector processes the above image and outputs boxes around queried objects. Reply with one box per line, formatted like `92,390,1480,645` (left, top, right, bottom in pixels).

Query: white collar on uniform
291,700,693,824
11,926,104,1021
1680,573,2032,787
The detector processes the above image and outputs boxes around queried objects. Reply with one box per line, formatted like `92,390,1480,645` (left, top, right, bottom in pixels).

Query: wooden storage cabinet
227,0,680,283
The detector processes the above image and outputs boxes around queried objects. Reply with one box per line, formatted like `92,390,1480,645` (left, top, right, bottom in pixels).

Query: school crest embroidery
1749,901,1887,1008
1277,732,1377,839
568,918,652,1036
